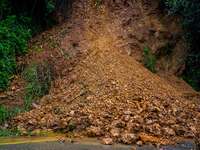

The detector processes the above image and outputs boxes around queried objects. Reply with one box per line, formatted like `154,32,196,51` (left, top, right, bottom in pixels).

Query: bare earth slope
4,0,200,147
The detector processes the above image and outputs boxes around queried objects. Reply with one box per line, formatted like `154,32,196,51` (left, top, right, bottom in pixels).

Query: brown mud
1,0,200,148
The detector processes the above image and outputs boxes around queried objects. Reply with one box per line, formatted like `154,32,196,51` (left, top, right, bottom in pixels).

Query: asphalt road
0,135,198,150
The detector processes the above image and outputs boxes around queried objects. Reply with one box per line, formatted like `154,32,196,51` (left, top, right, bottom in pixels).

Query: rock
124,115,130,122
47,119,55,129
87,126,103,137
165,120,175,126
131,147,136,150
121,133,136,144
136,141,143,146
110,128,120,138
151,107,161,112
28,119,37,125
58,137,65,143
195,132,200,147
152,123,162,136
30,131,36,136
47,129,53,132
60,121,68,129
172,125,186,135
163,127,176,136
70,110,75,116
102,138,113,145
189,126,197,134
70,139,76,143
184,132,195,138
139,133,160,144
34,129,41,134
124,111,132,115
21,131,28,136
195,138,200,147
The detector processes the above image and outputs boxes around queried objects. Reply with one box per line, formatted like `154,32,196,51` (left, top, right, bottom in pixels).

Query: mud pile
4,0,200,147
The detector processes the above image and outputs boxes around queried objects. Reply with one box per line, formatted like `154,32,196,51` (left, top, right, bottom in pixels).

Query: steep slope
3,0,200,147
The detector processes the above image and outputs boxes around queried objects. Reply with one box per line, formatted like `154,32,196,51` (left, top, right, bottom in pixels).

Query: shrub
23,62,52,110
0,104,21,125
0,15,31,91
161,0,200,91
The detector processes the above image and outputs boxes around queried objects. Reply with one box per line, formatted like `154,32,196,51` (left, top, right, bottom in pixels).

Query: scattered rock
87,126,103,137
28,119,37,125
30,131,36,136
139,133,160,144
131,147,136,150
110,128,120,138
184,132,195,138
21,131,28,136
136,141,143,146
102,138,113,145
70,139,76,143
121,133,136,144
163,127,176,136
58,137,65,143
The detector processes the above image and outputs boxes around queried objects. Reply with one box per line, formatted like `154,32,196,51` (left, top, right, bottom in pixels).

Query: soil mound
4,0,200,147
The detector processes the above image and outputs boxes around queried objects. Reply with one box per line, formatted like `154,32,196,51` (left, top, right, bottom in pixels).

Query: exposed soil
1,0,200,147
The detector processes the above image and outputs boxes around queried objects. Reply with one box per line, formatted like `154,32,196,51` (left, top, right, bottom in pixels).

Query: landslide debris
3,0,200,147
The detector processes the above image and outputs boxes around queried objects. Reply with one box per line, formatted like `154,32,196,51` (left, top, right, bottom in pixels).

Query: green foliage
144,47,156,73
0,104,21,125
23,63,51,110
0,15,31,91
46,0,55,13
161,0,200,91
162,0,200,38
95,0,101,7
0,129,21,136
182,53,200,91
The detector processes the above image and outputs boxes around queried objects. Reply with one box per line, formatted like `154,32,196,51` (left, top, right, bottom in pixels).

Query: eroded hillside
1,0,200,147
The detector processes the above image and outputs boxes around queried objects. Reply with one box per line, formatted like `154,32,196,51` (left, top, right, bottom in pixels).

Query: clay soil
1,0,200,147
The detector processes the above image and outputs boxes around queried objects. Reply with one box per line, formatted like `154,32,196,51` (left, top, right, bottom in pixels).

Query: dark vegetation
161,0,200,91
0,0,73,91
144,47,156,73
0,0,72,128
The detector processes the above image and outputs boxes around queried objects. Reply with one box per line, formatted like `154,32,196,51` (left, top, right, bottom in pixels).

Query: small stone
28,119,37,125
70,139,76,143
121,133,136,144
163,127,176,136
139,132,160,144
124,115,130,122
87,126,103,137
70,110,75,116
136,141,143,146
30,131,36,136
124,111,132,115
21,131,28,136
19,128,26,132
102,138,113,145
58,137,65,143
34,129,41,134
110,128,120,138
184,132,195,138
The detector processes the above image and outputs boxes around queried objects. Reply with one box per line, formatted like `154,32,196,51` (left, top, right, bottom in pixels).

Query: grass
0,104,22,125
23,62,52,110
0,129,21,136
144,46,156,73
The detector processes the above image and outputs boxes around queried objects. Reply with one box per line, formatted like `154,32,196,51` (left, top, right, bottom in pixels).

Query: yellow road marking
0,139,57,145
